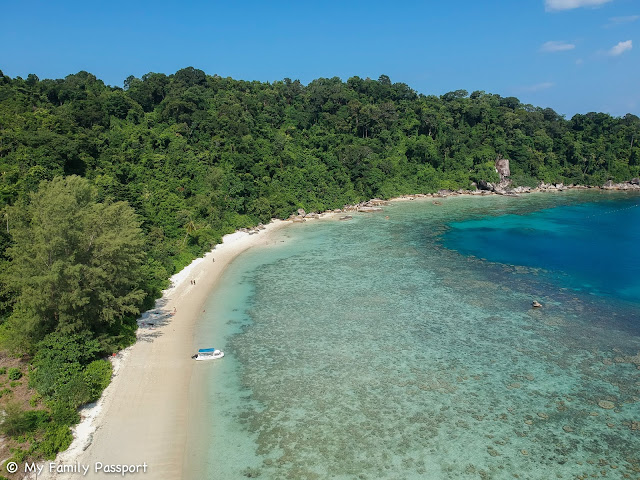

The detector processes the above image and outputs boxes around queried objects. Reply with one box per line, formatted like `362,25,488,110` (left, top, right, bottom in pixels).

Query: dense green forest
0,67,638,465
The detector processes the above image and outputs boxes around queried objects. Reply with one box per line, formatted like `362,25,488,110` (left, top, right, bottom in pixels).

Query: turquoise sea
191,191,640,480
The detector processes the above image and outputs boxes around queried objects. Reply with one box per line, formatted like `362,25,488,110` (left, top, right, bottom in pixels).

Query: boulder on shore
367,198,389,206
477,180,494,191
357,206,383,213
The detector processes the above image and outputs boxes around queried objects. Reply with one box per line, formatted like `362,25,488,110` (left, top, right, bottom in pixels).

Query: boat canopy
198,348,217,353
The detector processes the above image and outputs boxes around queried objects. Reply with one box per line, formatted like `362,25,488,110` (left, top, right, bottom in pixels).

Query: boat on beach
192,348,225,360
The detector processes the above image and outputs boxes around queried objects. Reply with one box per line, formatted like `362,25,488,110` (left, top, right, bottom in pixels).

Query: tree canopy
0,67,638,349
2,176,145,353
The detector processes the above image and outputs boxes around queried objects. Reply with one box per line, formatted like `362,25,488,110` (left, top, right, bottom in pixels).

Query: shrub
50,401,79,425
84,360,112,402
55,372,90,409
37,424,73,460
30,331,100,398
0,367,6,375
29,393,42,407
0,403,49,437
8,368,22,380
510,173,539,188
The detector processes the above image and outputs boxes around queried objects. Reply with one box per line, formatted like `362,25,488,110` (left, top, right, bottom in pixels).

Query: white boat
192,348,225,361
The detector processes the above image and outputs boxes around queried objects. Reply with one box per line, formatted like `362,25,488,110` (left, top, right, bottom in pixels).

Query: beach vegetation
84,359,113,402
0,402,49,436
1,176,146,354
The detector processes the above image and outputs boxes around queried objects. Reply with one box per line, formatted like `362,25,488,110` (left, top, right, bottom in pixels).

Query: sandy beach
36,219,289,479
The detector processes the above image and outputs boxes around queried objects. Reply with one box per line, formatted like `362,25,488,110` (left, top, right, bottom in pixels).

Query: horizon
1,0,638,118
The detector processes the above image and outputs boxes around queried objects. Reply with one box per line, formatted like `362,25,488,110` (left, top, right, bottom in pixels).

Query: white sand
36,220,289,479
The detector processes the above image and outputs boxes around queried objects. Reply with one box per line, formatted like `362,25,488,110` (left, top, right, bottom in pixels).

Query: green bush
37,424,73,460
0,367,6,375
30,331,100,398
0,403,49,436
510,173,539,188
55,372,91,409
50,401,80,425
8,367,22,380
84,360,112,402
29,393,42,407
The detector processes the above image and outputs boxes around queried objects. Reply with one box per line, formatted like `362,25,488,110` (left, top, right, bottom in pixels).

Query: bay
193,191,640,479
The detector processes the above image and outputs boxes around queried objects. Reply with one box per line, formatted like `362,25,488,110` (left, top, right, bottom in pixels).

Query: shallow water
194,191,640,480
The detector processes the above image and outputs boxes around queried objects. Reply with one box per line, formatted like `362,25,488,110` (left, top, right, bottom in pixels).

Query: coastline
36,219,291,479
30,182,640,479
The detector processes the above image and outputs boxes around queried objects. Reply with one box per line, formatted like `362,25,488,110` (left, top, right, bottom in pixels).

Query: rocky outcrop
495,155,510,181
602,180,640,190
538,182,565,191
367,198,389,206
357,206,383,213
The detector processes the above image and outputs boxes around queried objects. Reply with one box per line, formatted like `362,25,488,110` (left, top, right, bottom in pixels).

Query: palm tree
183,218,197,245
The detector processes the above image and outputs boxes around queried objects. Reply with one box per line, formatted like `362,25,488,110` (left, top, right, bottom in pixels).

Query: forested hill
1,67,640,311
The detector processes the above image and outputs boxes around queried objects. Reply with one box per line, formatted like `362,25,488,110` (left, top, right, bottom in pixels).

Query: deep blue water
443,193,640,305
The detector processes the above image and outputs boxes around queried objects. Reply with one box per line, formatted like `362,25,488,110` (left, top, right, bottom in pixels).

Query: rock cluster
602,179,640,190
282,170,640,225
238,225,264,234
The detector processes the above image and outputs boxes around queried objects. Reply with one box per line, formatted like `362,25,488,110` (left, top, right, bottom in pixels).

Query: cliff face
495,156,510,181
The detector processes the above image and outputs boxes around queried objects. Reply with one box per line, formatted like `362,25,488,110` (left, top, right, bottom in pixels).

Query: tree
1,176,146,353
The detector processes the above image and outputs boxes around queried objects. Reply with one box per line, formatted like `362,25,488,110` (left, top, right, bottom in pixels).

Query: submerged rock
598,400,615,410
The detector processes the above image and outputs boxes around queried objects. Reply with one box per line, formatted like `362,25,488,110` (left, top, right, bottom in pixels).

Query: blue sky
1,0,637,117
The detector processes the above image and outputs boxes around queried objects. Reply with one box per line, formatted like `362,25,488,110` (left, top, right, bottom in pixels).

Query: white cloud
540,41,576,52
608,40,632,56
545,0,613,11
605,15,639,27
